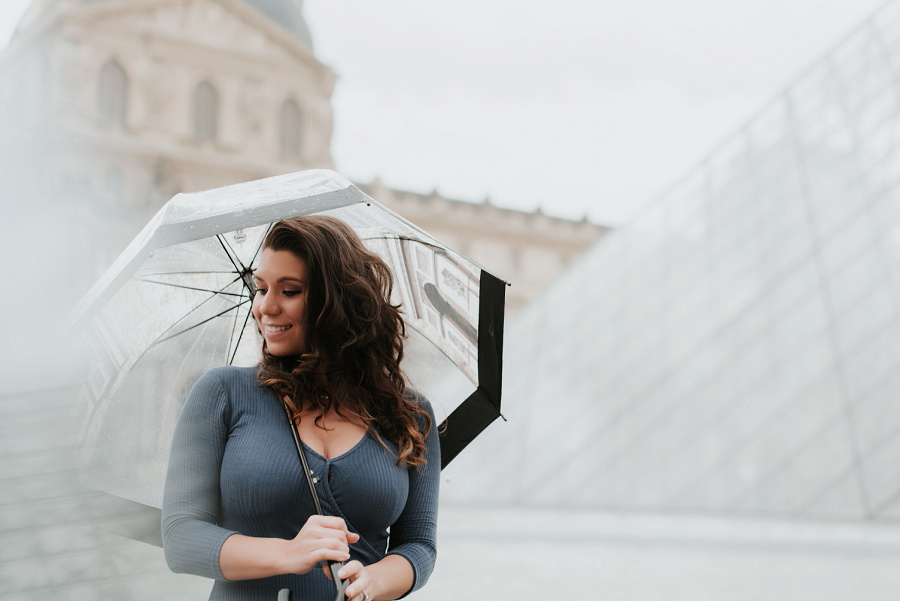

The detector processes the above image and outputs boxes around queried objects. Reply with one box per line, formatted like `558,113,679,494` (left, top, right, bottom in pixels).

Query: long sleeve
386,399,440,595
161,368,238,580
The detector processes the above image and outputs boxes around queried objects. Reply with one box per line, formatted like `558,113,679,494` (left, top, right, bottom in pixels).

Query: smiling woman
161,215,440,601
252,248,310,357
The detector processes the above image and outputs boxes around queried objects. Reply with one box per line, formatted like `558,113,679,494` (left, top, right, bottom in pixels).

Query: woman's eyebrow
252,275,305,284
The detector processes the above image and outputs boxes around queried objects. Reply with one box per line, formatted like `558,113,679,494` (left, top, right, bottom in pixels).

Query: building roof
72,0,315,48
239,0,314,48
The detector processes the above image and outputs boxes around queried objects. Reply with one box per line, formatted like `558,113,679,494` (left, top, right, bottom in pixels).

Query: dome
243,0,313,49
69,0,314,49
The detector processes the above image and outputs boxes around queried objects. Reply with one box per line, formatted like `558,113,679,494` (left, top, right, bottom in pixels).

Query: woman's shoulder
185,366,265,418
201,364,259,383
190,365,260,398
403,388,431,408
403,389,436,428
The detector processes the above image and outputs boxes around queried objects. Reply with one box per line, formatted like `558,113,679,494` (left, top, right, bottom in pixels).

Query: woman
162,216,440,601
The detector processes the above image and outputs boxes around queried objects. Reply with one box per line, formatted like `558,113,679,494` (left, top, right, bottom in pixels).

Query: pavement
5,386,900,600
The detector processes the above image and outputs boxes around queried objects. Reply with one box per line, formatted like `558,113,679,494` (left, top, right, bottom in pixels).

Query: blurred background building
0,0,607,312
3,0,900,600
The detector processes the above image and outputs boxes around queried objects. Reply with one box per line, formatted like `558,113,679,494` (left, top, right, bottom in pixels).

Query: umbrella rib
138,278,247,298
227,287,246,360
149,273,245,342
217,234,249,275
84,273,241,421
122,295,249,386
225,225,269,366
229,304,256,365
357,234,442,250
138,270,244,276
154,298,251,346
250,222,274,266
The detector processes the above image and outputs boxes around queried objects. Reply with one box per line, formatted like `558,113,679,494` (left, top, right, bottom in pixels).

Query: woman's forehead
255,248,308,278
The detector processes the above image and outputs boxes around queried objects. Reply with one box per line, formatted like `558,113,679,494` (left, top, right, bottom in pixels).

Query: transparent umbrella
67,170,505,541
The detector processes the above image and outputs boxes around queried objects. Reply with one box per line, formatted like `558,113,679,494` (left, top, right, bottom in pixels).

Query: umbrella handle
328,560,350,601
280,399,352,599
275,562,348,600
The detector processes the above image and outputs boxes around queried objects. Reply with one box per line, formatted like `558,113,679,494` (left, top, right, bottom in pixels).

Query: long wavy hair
256,216,431,468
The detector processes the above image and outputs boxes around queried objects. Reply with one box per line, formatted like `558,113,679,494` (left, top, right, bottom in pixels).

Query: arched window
193,81,219,142
279,98,302,157
98,60,127,126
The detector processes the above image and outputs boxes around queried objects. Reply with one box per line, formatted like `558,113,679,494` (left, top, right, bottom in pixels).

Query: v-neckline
270,387,370,462
301,431,369,462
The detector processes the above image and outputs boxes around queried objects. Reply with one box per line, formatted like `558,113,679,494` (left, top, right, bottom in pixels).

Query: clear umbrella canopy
69,170,505,509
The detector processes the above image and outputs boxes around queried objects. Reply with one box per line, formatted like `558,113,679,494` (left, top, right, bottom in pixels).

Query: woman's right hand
218,515,361,580
282,515,360,575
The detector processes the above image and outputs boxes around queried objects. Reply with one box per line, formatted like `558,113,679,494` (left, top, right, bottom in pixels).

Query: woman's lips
264,324,292,336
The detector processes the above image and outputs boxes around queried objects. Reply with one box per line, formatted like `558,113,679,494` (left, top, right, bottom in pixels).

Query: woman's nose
258,293,280,315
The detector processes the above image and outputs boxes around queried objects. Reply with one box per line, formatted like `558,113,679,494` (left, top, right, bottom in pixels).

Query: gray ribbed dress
161,366,439,601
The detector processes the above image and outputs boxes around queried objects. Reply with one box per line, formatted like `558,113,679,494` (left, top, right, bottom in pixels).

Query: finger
312,548,351,565
341,563,369,599
300,534,349,551
301,525,350,546
322,524,358,543
307,515,358,543
307,515,349,531
311,525,356,544
312,528,347,543
347,587,370,601
337,560,363,580
316,538,350,554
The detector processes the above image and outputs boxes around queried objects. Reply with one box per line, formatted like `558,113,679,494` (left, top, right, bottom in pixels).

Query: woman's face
251,248,310,357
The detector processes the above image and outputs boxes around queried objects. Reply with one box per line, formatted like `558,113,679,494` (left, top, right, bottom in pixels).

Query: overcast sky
1,0,892,224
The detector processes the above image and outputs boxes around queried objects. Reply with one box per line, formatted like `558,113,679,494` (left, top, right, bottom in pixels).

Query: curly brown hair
256,215,431,468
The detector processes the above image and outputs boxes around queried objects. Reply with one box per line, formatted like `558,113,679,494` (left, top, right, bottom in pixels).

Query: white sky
1,0,892,224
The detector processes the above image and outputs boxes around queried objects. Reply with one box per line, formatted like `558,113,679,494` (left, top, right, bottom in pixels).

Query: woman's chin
266,345,305,358
269,349,296,358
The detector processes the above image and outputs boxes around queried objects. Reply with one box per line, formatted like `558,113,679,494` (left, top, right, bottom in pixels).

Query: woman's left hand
326,554,414,601
336,560,373,601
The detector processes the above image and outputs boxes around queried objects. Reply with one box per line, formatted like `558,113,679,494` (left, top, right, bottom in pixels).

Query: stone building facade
0,0,608,310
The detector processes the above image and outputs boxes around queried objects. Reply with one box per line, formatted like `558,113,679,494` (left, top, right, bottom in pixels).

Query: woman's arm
162,369,238,580
219,515,358,580
382,398,441,597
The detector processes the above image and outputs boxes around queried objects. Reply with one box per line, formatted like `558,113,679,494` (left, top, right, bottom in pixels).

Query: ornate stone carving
98,0,298,63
